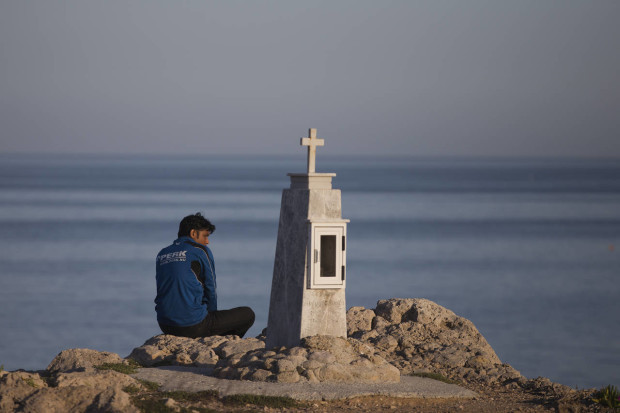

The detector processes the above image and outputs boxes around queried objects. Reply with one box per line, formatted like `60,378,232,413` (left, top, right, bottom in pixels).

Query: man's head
178,213,215,245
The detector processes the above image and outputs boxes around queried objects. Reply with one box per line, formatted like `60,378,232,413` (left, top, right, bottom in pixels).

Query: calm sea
0,154,618,389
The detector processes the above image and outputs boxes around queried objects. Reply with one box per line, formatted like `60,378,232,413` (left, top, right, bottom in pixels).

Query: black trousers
159,306,255,339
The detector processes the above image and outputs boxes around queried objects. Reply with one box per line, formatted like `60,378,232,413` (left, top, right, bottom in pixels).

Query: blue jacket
155,236,217,327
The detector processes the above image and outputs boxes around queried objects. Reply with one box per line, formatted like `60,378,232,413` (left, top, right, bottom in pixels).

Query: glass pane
320,235,336,277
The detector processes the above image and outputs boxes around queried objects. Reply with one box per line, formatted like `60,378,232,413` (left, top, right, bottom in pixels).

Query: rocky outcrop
128,334,236,368
0,357,141,413
126,298,527,387
47,348,128,373
127,298,524,386
128,334,400,383
347,298,522,386
0,371,49,413
0,297,575,412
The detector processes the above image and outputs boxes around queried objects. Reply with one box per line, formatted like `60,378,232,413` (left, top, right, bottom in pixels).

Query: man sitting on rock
155,213,255,338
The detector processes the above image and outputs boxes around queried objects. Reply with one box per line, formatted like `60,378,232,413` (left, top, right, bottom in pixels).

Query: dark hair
178,213,215,237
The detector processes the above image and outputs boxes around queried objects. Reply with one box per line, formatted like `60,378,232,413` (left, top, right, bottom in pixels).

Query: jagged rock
248,369,271,381
84,385,138,413
465,355,495,371
3,350,141,412
1,297,572,410
17,385,139,413
523,376,574,397
0,369,139,413
346,306,375,336
371,315,391,330
371,335,399,352
128,298,520,386
217,338,265,358
349,298,518,386
0,371,48,390
307,350,336,364
302,335,357,364
375,298,418,323
129,332,398,384
0,371,49,412
128,334,231,367
209,335,400,383
275,358,297,373
275,370,300,383
192,348,219,368
163,397,179,411
47,348,125,373
54,369,138,389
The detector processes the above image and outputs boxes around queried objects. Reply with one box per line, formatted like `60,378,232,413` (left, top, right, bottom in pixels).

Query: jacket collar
173,236,194,245
175,236,209,254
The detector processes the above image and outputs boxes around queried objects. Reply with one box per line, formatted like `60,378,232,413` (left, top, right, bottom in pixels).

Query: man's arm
191,259,217,312
204,248,217,312
203,269,217,312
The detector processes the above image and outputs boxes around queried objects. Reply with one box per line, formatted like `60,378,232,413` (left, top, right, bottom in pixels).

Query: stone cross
300,128,324,174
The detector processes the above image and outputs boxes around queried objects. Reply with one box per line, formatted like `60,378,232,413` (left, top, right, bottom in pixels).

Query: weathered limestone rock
1,298,564,410
375,298,419,323
128,334,235,367
346,306,375,336
217,338,265,358
18,385,138,413
0,371,49,412
302,335,357,364
47,348,125,373
130,330,399,384
522,376,574,396
0,371,48,390
0,364,139,413
348,298,519,386
53,369,138,389
211,335,400,383
129,299,524,386
163,397,179,410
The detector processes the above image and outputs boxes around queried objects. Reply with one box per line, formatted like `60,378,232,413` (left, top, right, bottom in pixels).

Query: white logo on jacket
157,250,187,265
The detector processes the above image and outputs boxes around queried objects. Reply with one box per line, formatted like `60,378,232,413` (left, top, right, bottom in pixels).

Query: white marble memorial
266,128,349,349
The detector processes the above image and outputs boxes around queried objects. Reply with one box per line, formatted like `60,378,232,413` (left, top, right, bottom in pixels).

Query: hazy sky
1,1,619,157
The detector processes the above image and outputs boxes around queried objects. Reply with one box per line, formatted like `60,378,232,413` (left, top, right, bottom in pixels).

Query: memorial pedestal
266,129,349,349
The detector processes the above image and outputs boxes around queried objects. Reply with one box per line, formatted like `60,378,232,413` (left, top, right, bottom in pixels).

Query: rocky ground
0,298,609,412
128,333,400,384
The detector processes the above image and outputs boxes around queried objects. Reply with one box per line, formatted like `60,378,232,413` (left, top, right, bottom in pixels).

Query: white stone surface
300,128,324,173
288,173,335,189
267,132,348,349
299,288,346,339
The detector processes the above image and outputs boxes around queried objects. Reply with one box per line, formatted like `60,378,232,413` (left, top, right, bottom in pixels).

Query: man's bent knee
240,306,255,322
235,306,255,338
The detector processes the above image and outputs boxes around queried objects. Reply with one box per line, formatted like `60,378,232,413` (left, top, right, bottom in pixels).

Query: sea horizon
0,153,618,389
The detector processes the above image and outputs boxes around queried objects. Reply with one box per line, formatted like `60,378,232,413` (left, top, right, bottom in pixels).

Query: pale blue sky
1,1,619,157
